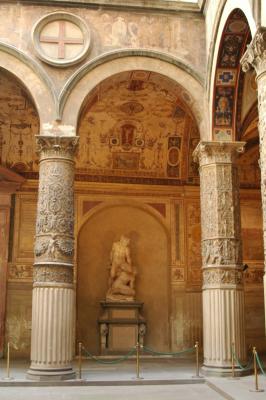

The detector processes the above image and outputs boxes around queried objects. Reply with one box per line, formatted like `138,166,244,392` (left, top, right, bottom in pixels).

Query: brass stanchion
229,342,239,380
78,342,82,380
3,342,13,381
250,347,264,392
135,342,143,380
192,341,202,378
232,342,235,378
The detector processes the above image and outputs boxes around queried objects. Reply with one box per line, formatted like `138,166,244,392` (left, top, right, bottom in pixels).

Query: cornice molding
3,0,202,13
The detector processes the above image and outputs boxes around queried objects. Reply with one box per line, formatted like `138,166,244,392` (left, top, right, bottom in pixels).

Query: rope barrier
249,347,264,392
232,347,253,371
255,352,266,377
142,345,195,356
82,346,136,364
81,342,197,380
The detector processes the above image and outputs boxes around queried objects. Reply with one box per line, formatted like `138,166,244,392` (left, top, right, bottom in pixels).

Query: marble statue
106,235,137,301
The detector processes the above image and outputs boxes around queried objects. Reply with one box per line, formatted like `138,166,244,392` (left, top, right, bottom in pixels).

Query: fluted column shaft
27,136,78,381
241,28,266,333
194,141,246,375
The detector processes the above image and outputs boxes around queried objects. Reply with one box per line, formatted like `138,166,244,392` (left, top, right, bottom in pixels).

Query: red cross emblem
40,20,84,59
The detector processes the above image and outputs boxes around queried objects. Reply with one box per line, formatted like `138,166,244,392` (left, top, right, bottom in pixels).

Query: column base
201,364,251,377
27,367,76,381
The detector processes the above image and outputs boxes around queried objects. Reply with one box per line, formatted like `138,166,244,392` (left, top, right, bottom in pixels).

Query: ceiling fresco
0,69,39,174
0,68,260,188
0,68,200,186
77,70,200,185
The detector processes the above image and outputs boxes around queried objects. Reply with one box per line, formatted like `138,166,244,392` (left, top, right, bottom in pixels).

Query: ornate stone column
241,28,266,333
194,141,246,375
27,136,78,381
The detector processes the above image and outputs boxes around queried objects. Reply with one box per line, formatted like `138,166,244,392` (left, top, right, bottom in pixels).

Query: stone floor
1,358,266,400
0,384,226,400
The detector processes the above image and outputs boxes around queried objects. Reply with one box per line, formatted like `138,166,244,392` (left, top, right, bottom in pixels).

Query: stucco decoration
32,12,91,67
28,135,78,381
241,27,266,333
194,141,246,372
34,136,78,275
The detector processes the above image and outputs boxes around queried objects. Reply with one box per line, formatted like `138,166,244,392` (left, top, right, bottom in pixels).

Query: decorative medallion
32,12,91,67
120,101,144,115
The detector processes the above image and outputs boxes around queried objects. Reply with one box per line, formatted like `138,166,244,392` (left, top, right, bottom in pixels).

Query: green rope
82,346,136,364
255,352,266,377
142,345,195,356
232,349,253,371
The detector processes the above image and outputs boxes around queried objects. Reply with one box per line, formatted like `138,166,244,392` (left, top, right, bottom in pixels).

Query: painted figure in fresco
111,16,128,46
121,124,135,150
106,235,137,301
215,88,233,126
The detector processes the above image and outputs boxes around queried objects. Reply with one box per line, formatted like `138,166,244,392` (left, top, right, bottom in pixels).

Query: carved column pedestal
27,136,78,381
241,28,266,333
194,141,246,376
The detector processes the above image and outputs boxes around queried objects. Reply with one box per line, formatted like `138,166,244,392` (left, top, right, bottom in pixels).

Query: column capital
36,135,79,161
241,27,266,76
193,141,245,166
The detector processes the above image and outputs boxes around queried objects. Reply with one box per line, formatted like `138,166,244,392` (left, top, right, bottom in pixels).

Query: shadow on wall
77,204,170,354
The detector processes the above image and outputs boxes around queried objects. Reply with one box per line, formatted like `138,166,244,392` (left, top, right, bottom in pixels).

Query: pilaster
194,141,246,375
27,135,78,381
0,168,25,358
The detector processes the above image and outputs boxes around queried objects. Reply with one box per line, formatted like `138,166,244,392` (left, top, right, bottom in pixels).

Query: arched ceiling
0,66,259,188
213,8,251,141
0,69,39,174
77,70,200,185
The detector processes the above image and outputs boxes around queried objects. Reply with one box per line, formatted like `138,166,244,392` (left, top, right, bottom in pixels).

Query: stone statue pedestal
98,301,146,354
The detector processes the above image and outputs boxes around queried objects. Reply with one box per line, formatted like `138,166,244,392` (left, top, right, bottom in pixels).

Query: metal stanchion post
192,341,202,379
229,342,239,380
136,342,140,379
195,341,199,377
78,342,82,380
232,342,235,378
134,342,143,380
2,342,13,381
250,347,264,392
6,342,10,380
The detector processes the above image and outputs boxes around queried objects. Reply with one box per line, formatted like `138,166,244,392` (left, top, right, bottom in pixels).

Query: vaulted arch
0,42,57,125
60,51,207,139
212,9,251,141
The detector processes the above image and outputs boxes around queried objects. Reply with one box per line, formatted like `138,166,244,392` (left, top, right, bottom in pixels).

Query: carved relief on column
241,28,266,76
241,28,266,333
194,142,245,282
34,136,78,284
193,141,246,372
28,136,78,380
241,29,266,181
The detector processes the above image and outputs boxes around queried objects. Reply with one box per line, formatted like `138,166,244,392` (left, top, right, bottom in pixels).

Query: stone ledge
6,0,202,13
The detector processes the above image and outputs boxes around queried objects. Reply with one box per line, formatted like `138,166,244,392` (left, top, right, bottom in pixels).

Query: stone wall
0,2,206,89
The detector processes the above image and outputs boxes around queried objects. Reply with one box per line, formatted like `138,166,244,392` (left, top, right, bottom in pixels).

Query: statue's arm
110,245,114,264
125,247,132,265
